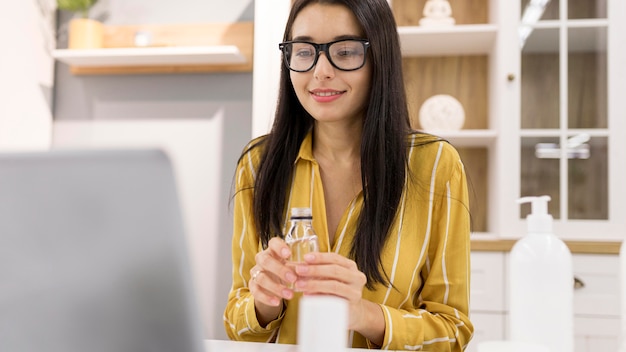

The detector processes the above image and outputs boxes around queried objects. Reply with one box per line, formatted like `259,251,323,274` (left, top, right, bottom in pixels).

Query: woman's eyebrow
291,34,364,42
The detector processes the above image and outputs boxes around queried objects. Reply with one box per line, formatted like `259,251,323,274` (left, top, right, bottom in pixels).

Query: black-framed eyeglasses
278,39,370,72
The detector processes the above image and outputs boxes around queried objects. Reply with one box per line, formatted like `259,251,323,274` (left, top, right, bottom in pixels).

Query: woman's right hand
249,237,297,325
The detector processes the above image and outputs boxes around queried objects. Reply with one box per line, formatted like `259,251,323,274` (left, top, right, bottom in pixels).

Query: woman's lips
310,89,345,103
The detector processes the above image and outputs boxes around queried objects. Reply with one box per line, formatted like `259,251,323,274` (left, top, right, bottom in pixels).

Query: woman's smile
310,89,345,102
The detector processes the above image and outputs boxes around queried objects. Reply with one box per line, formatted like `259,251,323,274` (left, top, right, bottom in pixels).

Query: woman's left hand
294,252,368,330
294,252,385,344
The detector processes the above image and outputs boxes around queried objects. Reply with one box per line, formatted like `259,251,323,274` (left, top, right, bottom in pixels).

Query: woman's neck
312,121,362,163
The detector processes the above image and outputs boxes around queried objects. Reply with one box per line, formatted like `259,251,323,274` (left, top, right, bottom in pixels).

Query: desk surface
206,339,540,351
205,339,370,352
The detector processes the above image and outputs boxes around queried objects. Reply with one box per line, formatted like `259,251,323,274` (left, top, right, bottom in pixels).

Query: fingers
267,237,292,260
295,267,366,299
249,237,297,307
256,238,298,285
248,266,288,326
301,251,359,269
249,268,288,306
293,253,367,300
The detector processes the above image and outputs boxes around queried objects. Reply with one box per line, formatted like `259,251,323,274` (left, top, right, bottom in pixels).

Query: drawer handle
573,276,585,289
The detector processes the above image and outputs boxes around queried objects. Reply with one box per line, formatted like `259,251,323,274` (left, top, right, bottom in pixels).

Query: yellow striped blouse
224,131,473,351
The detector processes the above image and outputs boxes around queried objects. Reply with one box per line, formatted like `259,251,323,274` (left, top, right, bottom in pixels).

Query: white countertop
205,339,370,352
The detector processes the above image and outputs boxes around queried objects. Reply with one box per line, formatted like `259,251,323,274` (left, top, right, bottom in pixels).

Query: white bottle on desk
509,195,573,352
621,239,626,352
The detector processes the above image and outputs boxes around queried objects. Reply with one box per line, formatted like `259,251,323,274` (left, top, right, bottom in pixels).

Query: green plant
57,0,98,18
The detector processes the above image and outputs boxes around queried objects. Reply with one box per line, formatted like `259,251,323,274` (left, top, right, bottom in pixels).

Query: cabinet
390,0,626,240
467,252,507,352
571,254,621,351
468,251,621,352
252,0,626,240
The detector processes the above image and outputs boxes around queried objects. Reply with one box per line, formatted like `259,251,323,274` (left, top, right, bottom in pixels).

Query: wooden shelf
53,46,246,67
431,129,497,147
398,24,498,56
471,237,622,254
55,22,253,75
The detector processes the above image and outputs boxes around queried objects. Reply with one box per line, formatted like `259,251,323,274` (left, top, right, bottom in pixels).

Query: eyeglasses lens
283,40,367,72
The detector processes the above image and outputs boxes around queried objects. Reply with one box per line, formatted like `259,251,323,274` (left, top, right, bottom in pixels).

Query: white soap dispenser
509,195,574,352
619,239,626,352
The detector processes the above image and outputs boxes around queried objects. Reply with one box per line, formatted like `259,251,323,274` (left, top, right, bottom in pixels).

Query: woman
224,0,473,350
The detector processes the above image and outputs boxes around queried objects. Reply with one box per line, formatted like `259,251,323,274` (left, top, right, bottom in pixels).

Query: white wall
52,0,255,340
52,107,250,340
0,0,55,150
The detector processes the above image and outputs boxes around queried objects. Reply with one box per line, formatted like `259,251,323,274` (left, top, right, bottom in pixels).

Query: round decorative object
419,0,455,26
418,94,465,132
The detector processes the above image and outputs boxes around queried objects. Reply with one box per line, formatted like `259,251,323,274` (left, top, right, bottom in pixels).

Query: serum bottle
285,207,319,289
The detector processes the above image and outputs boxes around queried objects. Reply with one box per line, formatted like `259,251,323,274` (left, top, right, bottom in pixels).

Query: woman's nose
313,52,335,80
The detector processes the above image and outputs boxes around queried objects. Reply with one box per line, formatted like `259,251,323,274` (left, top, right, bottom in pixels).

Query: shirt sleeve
223,146,285,342
377,145,473,351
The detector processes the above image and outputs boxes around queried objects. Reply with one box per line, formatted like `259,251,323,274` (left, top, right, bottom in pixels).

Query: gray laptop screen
0,149,205,352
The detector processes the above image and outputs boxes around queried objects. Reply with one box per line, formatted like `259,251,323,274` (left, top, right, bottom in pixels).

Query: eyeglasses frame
278,38,371,73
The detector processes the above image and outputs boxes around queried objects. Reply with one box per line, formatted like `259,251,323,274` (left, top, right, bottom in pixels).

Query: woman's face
289,3,372,125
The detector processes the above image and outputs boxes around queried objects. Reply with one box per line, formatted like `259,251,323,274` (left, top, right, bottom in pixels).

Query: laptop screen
0,149,205,352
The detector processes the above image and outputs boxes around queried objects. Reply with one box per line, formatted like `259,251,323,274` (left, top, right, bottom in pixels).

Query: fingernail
295,265,308,274
282,289,293,299
270,297,281,306
285,272,297,283
281,248,291,258
304,253,315,261
296,280,306,289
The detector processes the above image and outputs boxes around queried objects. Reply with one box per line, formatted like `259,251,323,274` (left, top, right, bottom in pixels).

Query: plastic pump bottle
509,195,573,352
619,239,626,352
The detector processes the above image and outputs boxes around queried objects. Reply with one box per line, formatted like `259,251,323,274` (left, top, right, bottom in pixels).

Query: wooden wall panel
521,0,607,21
403,56,489,130
568,52,607,129
457,147,488,232
521,0,559,20
392,0,488,26
520,140,561,218
567,0,607,19
568,140,608,220
522,52,607,129
393,0,490,232
521,54,560,129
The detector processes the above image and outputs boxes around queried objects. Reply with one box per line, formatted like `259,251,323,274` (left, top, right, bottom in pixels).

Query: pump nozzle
517,195,551,215
517,195,553,233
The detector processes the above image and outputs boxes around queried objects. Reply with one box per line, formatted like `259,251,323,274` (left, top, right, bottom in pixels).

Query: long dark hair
248,0,411,289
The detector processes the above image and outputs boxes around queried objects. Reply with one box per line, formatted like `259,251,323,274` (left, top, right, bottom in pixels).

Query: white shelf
427,129,498,147
52,46,246,67
398,24,498,56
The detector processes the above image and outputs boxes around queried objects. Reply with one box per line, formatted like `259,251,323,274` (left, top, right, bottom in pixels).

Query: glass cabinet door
519,0,608,222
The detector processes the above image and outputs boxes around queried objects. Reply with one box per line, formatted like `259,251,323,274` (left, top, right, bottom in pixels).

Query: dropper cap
517,195,553,234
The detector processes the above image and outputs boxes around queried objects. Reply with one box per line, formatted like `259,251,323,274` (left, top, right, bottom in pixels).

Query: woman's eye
337,49,355,57
295,49,314,58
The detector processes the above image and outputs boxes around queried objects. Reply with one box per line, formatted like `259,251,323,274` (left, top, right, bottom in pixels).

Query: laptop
0,149,206,352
